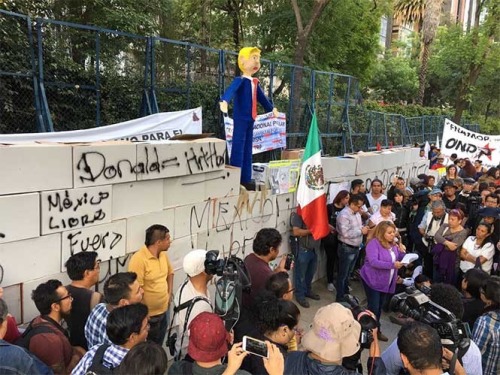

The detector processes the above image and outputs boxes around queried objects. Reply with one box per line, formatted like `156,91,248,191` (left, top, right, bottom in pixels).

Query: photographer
382,283,483,375
417,200,448,278
398,322,466,375
284,303,386,375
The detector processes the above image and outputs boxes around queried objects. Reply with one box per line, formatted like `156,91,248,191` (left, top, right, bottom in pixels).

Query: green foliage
308,0,383,84
369,54,419,103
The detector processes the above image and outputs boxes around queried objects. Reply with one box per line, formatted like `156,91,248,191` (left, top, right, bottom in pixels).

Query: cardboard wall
0,143,427,327
0,139,295,325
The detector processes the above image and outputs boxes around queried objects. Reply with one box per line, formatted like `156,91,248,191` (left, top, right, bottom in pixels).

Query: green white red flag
296,112,330,240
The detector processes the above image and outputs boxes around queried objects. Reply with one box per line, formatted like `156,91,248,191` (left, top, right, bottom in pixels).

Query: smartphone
242,336,268,358
285,253,294,271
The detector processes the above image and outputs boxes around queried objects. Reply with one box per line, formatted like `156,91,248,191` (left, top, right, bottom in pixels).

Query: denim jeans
362,279,388,327
148,310,170,345
294,248,318,300
336,242,359,301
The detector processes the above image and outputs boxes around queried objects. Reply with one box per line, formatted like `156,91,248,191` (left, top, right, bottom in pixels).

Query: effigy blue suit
221,76,274,183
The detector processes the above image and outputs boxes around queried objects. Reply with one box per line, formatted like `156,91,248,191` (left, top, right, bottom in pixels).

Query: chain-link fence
0,10,480,157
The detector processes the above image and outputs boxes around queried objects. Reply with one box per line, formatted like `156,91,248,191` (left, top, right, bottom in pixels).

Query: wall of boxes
0,140,427,325
0,139,297,324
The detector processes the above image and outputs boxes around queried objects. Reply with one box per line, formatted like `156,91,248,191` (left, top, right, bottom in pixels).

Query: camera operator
417,200,448,278
382,283,483,375
170,250,213,360
284,303,386,375
398,322,466,375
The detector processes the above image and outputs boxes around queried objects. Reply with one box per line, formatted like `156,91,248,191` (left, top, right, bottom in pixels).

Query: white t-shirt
367,193,387,213
369,210,395,226
460,236,495,273
174,279,212,355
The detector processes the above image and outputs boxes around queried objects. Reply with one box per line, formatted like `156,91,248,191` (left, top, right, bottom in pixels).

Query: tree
452,0,500,123
370,55,418,103
417,0,444,104
394,0,424,32
394,0,443,105
289,0,331,134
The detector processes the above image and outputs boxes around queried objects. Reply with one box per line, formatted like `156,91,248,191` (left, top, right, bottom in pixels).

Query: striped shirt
84,303,112,349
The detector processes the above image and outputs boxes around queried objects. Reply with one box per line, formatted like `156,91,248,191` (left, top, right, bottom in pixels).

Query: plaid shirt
84,303,112,349
472,309,500,375
71,343,128,375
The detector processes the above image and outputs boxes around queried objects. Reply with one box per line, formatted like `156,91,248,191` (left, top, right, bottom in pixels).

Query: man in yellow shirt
128,224,174,345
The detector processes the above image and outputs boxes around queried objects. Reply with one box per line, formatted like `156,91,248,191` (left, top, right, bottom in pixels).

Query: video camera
205,250,252,330
343,295,378,349
389,287,470,350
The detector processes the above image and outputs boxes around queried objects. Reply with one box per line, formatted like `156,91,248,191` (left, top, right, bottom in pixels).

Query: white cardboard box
0,193,40,243
60,220,127,269
0,144,73,195
322,156,357,179
125,208,175,253
136,142,189,181
73,142,137,188
112,179,164,220
0,233,62,287
40,185,112,235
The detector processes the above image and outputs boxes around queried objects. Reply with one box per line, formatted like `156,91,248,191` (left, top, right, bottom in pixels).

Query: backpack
85,344,120,375
166,279,212,360
15,320,56,349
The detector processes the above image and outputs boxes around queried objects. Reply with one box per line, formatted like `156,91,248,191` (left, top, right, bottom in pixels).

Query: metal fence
0,10,479,156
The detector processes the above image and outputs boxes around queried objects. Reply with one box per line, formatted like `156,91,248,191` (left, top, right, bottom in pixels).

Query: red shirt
242,253,273,308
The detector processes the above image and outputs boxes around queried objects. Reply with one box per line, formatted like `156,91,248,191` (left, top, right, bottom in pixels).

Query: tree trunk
290,35,307,137
289,0,331,142
417,42,430,105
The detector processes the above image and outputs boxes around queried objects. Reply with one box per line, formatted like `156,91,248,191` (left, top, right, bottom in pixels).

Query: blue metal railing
0,10,480,155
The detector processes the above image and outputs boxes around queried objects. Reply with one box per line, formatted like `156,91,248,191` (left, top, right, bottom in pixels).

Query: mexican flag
296,112,330,240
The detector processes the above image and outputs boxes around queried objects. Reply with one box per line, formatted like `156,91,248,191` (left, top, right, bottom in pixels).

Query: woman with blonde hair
360,221,406,342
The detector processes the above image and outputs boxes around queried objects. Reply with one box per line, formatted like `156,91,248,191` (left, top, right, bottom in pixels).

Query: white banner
0,107,202,144
441,119,500,166
224,112,286,157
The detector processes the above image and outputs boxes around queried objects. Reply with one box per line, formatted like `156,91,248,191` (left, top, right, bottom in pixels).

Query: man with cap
417,200,448,278
427,187,443,210
442,181,458,210
168,312,283,375
457,177,477,211
430,154,446,170
284,303,386,374
172,249,214,359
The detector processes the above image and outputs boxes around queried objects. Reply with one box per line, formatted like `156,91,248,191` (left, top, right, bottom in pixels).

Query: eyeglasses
56,293,73,303
286,288,295,294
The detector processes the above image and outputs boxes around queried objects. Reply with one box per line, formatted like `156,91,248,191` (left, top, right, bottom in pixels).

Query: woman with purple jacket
360,221,405,342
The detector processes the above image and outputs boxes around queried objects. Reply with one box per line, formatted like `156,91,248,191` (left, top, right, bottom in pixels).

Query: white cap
183,249,207,277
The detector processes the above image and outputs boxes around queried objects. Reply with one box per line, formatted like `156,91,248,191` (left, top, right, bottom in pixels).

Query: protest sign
441,119,499,166
0,108,202,144
224,112,286,157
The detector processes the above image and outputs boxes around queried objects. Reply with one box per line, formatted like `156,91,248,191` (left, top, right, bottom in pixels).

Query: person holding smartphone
284,303,386,375
240,292,300,375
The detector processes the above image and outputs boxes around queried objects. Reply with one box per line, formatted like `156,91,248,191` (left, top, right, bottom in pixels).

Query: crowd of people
0,148,499,375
